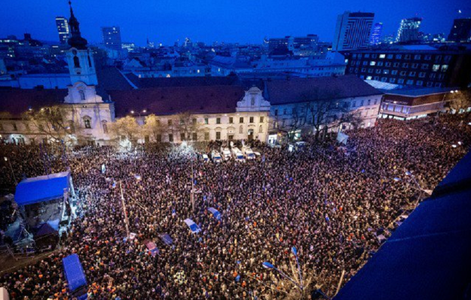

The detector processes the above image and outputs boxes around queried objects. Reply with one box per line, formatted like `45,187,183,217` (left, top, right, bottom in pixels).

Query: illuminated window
83,117,91,129
379,54,386,59
432,64,440,71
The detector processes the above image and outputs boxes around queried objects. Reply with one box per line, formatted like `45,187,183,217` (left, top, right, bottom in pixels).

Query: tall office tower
370,22,383,45
332,11,375,51
396,17,422,43
101,26,122,50
448,18,471,42
55,16,70,44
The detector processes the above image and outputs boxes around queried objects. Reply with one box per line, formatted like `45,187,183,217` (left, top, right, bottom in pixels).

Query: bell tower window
79,90,85,101
87,49,92,67
74,55,80,68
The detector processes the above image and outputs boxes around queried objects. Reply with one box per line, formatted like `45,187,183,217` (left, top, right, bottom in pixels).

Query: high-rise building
370,23,383,45
448,18,471,42
101,26,122,50
396,17,422,43
332,11,374,51
122,42,135,52
55,16,69,44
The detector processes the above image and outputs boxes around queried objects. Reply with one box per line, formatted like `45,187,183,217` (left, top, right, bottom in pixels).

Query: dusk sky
1,0,468,46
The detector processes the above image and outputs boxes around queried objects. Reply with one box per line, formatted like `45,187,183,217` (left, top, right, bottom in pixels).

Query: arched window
102,121,108,134
83,116,91,129
79,90,85,101
259,125,263,133
239,125,243,134
73,55,80,68
87,50,92,67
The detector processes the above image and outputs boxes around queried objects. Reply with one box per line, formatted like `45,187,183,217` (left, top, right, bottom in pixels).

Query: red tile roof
265,75,382,105
108,85,245,117
0,88,67,117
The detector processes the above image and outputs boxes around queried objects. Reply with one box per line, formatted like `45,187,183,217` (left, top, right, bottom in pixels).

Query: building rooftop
0,88,67,117
265,75,382,105
383,87,457,97
108,85,245,117
122,74,240,89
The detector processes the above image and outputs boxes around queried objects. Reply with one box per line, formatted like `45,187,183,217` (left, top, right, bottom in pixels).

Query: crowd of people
0,114,470,299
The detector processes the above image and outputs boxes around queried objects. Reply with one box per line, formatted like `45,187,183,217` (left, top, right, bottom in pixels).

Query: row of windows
158,125,265,142
160,116,265,126
273,99,378,116
352,53,452,62
353,61,449,72
361,75,443,87
352,67,447,79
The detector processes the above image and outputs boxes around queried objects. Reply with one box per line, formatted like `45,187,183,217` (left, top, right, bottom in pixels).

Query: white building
264,75,382,144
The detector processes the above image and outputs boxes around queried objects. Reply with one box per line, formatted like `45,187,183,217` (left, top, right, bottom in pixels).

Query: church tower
64,1,102,103
62,1,114,145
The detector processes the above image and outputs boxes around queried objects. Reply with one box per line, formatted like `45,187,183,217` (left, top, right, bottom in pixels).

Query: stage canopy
15,171,70,206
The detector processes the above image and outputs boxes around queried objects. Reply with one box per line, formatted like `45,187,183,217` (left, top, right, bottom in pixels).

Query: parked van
231,147,245,162
211,150,222,163
221,148,232,161
242,147,256,160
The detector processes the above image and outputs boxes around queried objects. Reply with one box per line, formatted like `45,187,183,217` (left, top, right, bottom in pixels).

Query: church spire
67,1,88,49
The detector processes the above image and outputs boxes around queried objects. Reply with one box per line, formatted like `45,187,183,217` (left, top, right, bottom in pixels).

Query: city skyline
0,0,467,46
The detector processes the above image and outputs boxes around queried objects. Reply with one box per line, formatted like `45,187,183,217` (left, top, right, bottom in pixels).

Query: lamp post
119,181,130,238
291,247,303,291
4,157,17,185
131,109,147,118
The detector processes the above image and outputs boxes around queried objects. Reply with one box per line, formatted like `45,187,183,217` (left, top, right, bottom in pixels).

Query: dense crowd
0,115,470,299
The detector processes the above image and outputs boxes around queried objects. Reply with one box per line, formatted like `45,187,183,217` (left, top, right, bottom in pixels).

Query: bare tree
143,114,166,143
449,90,471,114
25,106,74,144
337,110,364,131
175,112,200,142
302,88,351,141
108,116,141,145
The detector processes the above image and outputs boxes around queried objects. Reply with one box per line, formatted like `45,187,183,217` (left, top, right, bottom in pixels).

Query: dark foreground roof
265,75,381,105
335,151,471,300
0,88,67,117
109,85,245,117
